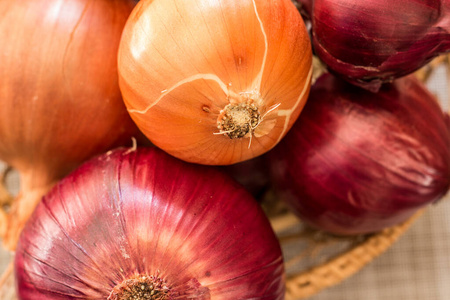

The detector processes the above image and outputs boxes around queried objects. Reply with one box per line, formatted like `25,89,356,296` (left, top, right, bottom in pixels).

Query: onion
15,147,285,299
219,154,271,199
0,0,140,249
268,73,450,235
311,0,450,92
293,0,313,20
118,0,312,165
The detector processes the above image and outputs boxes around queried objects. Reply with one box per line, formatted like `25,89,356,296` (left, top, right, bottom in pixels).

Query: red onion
0,0,140,249
268,73,450,235
15,147,285,299
312,0,450,92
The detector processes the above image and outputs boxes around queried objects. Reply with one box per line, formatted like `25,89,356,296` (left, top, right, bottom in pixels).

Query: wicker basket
0,57,448,300
271,208,424,299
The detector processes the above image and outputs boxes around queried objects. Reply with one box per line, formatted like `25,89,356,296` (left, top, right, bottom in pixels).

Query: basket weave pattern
274,210,424,299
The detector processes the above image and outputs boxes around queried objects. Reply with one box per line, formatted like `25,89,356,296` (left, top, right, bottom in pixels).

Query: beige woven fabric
284,210,424,300
305,196,450,300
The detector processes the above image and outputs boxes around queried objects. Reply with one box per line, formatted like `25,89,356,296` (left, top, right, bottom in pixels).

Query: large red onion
312,0,450,92
268,73,450,235
15,147,285,299
0,0,140,249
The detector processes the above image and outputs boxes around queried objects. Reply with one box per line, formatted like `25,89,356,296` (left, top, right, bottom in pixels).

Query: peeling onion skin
15,147,285,299
268,73,450,235
312,0,450,92
0,0,140,249
118,0,312,165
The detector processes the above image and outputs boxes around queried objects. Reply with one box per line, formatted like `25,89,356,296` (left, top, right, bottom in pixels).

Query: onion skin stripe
277,64,313,144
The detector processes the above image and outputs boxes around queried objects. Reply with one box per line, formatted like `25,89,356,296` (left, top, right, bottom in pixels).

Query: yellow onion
0,0,139,249
118,0,312,165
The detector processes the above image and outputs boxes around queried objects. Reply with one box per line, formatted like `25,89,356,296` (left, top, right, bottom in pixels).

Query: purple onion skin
268,73,450,235
15,147,284,299
312,0,450,92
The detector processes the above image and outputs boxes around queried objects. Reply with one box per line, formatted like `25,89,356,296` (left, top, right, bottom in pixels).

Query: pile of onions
15,147,285,299
4,1,450,298
118,0,312,165
268,73,450,235
0,0,140,249
311,0,450,92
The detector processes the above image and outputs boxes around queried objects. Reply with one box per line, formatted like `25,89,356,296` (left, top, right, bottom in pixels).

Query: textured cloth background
0,65,449,299
308,197,450,300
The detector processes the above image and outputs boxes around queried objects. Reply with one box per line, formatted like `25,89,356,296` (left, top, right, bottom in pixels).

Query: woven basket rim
278,209,425,299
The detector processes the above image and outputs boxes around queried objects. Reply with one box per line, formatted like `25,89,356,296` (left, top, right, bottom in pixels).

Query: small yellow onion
118,0,312,165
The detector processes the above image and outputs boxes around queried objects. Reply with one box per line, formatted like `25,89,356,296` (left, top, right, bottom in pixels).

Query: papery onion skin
15,147,285,299
118,0,312,165
268,73,450,235
0,0,140,248
312,0,450,92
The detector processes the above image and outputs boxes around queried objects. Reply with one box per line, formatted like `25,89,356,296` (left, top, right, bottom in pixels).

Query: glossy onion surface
269,73,450,235
118,0,312,165
312,0,450,92
0,0,139,183
0,0,139,248
15,147,285,299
